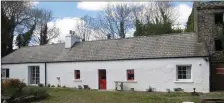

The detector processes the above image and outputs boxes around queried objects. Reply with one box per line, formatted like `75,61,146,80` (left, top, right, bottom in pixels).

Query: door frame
98,69,107,90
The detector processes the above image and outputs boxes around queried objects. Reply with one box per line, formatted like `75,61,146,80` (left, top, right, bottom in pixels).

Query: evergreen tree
185,9,194,32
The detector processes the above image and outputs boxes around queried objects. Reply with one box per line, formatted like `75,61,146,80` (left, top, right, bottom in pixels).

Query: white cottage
1,33,210,93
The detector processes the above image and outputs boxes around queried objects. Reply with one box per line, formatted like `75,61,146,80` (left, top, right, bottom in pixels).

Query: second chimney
65,30,81,48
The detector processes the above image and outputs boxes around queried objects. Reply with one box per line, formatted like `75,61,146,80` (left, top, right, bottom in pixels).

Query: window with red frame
74,70,80,79
127,69,134,80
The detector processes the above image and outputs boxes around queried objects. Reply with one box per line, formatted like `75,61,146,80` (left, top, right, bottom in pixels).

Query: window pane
186,74,191,79
186,69,191,75
178,75,182,79
6,69,9,78
178,70,182,75
36,68,39,73
182,70,186,75
36,77,40,84
183,75,186,79
32,74,36,78
76,74,80,79
36,73,39,78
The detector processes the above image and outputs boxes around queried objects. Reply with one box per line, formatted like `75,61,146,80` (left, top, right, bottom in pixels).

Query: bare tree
89,3,133,39
32,9,59,45
73,16,92,41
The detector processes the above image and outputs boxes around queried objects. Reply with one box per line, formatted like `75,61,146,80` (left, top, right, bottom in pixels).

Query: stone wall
196,3,224,62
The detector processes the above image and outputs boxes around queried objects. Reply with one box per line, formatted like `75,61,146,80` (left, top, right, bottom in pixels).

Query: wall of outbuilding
1,57,210,93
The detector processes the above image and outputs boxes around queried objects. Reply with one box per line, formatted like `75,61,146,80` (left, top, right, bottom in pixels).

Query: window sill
73,79,82,82
125,80,137,83
174,80,193,83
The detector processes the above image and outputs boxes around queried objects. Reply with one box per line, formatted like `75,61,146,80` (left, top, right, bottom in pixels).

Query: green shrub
22,86,48,98
62,85,66,88
51,85,55,87
2,79,26,97
2,79,48,103
47,84,51,87
57,84,61,87
38,83,44,87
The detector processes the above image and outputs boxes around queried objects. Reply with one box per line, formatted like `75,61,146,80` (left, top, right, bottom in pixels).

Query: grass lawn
34,88,224,103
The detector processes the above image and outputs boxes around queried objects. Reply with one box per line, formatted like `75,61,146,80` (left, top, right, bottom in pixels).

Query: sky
33,1,193,43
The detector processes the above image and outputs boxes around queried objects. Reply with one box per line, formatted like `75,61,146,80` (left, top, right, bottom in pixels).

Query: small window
215,13,223,24
177,65,191,80
215,39,223,51
74,70,80,79
127,69,134,80
1,68,9,79
29,66,40,84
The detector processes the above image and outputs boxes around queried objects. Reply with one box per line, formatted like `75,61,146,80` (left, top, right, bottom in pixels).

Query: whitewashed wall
1,63,46,85
46,57,210,93
1,57,210,93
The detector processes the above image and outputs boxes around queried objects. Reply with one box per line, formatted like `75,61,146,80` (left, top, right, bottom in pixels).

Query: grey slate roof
2,33,209,64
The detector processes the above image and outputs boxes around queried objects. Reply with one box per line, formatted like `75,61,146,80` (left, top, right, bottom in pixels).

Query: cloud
77,2,148,11
47,17,81,43
173,4,192,29
30,1,39,7
48,17,107,43
77,2,108,11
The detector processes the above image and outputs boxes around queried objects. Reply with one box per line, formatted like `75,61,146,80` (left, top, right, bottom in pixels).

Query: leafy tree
185,9,194,32
1,1,34,57
134,20,144,36
16,23,36,48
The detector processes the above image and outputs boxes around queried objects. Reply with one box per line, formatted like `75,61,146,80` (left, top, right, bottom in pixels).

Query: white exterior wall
1,63,46,85
1,57,210,93
46,57,210,93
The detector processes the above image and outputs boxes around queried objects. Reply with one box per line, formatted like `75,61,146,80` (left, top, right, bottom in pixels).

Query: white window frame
1,68,9,79
28,66,40,84
176,65,192,82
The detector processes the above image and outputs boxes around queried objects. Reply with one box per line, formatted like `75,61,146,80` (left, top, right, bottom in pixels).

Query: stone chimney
65,30,81,48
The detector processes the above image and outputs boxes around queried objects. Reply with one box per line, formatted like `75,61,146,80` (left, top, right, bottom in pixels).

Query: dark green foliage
119,21,125,38
2,79,48,103
185,8,194,32
134,11,182,36
38,83,44,87
1,2,16,57
22,86,48,99
62,85,66,88
16,23,36,48
134,20,144,36
51,85,55,88
2,79,27,97
134,21,182,37
40,24,49,45
47,84,51,87
57,84,61,88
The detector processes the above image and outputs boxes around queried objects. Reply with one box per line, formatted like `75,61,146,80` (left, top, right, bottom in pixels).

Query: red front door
99,70,106,89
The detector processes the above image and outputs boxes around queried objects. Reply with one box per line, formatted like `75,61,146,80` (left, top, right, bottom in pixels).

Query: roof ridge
15,32,196,49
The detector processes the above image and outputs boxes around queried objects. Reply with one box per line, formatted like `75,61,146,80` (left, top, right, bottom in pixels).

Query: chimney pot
69,30,73,34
